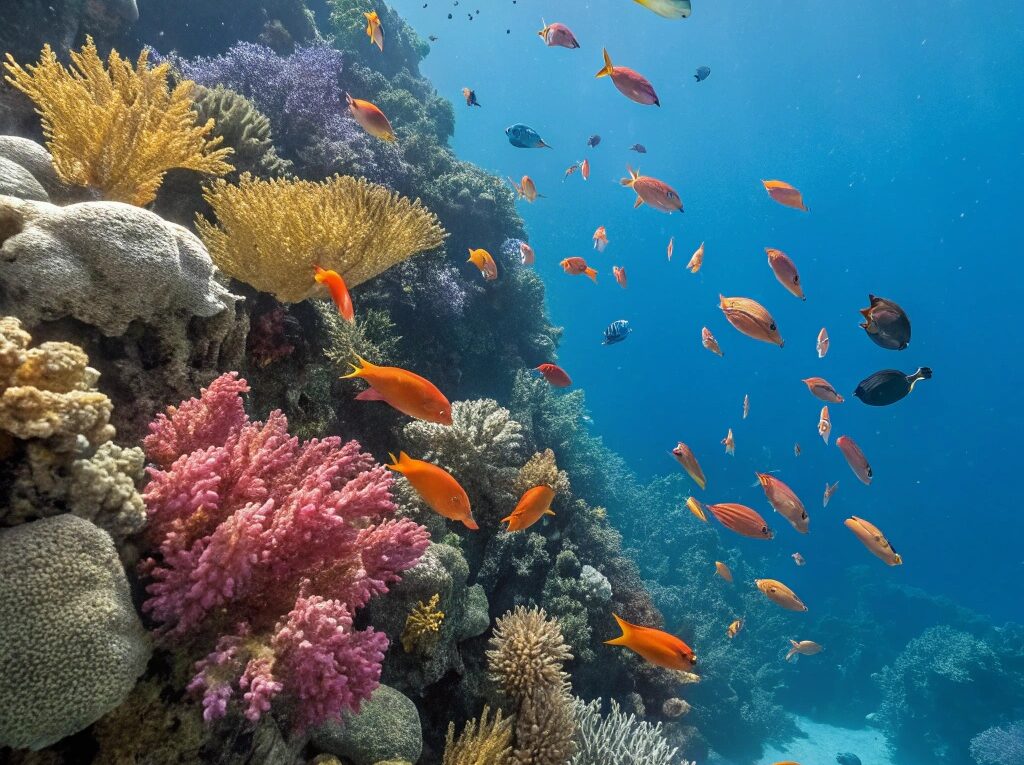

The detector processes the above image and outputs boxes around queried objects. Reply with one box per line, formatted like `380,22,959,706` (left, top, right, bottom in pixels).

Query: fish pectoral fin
544,509,556,517
633,196,644,208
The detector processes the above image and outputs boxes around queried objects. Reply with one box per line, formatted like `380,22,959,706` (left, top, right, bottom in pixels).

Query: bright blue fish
603,319,631,345
505,124,552,149
694,66,711,82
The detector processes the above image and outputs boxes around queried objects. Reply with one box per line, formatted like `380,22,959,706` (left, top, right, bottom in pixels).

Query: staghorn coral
442,705,513,765
401,593,445,655
3,38,232,206
515,448,571,497
971,720,1024,765
197,174,446,302
569,698,685,765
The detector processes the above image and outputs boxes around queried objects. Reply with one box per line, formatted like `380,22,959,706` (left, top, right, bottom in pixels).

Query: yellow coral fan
401,593,445,654
515,448,570,497
486,606,573,704
3,37,233,206
443,706,513,765
196,174,447,302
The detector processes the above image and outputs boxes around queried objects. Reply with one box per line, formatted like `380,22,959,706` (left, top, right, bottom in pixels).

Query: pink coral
142,373,429,729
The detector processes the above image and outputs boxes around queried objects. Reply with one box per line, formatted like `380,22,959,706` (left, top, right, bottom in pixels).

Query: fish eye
801,512,808,519
761,525,768,534
689,655,697,665
769,323,777,331
794,276,800,284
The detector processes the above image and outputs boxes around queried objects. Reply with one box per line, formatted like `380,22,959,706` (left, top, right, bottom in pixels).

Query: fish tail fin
785,648,798,662
694,74,700,81
386,452,403,472
462,516,480,531
595,49,614,78
585,267,598,283
539,140,553,149
344,91,354,107
340,354,369,380
605,613,632,646
537,18,547,37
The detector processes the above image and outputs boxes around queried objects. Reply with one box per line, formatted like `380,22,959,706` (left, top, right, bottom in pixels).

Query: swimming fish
467,248,498,281
505,124,552,149
707,503,774,540
509,175,542,202
560,257,598,282
727,618,743,639
632,0,693,19
519,241,535,266
564,162,580,179
687,241,704,273
855,368,932,406
719,296,784,346
743,394,750,419
346,94,396,141
694,65,711,82
503,485,557,531
428,35,438,42
667,236,674,261
701,327,723,357
621,166,683,212
538,18,580,49
596,49,660,106
462,87,480,107
844,516,902,565
859,295,911,350
580,158,590,180
587,134,601,147
715,561,733,582
342,356,452,424
818,405,831,445
762,179,809,211
786,640,823,662
313,265,354,323
605,613,697,670
823,481,839,507
757,473,809,533
685,496,708,522
792,552,806,566
836,754,862,765
629,143,647,153
535,363,572,388
756,579,808,612
817,327,830,358
364,10,384,51
387,452,477,530
794,443,801,457
765,248,805,300
672,442,706,490
722,429,735,456
593,226,609,252
613,265,627,288
836,435,872,485
603,319,632,345
802,377,844,403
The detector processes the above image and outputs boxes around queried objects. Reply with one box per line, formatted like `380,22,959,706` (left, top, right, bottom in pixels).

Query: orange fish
817,327,830,358
765,248,805,300
343,356,451,424
818,405,831,445
722,428,735,456
613,265,627,289
727,618,744,639
387,451,477,530
707,502,774,540
743,394,750,420
560,257,598,282
671,442,706,490
720,296,783,347
503,485,556,531
685,496,708,522
756,579,808,612
836,435,872,484
794,443,802,457
519,241,535,265
757,473,809,534
762,179,808,211
715,561,733,582
621,166,682,212
667,236,674,261
564,162,580,179
581,158,590,181
346,93,396,141
510,175,542,203
802,377,844,403
701,327,723,357
535,363,572,388
605,613,697,670
687,241,704,273
313,265,354,323
595,49,660,106
823,481,839,507
461,87,480,107
467,248,498,281
364,10,384,51
786,640,823,662
593,226,609,252
845,515,902,565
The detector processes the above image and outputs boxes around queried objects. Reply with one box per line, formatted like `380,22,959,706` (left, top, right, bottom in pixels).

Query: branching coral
442,705,513,765
569,698,684,765
401,593,445,655
197,174,447,302
3,37,232,205
515,448,570,497
971,720,1024,765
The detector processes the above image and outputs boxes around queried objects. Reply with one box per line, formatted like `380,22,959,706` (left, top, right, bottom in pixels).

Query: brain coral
0,514,150,750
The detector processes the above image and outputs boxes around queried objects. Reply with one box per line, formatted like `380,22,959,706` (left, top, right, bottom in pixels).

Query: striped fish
602,319,631,345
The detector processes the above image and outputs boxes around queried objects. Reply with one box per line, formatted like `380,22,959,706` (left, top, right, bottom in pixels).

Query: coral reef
309,684,423,765
190,85,290,179
971,720,1024,765
0,0,138,66
401,594,445,655
570,698,684,765
442,706,513,765
0,514,150,750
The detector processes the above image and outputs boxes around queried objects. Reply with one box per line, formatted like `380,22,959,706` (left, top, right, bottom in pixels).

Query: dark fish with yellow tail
855,368,932,406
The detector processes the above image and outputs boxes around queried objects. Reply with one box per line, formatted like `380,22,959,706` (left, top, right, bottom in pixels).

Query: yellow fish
364,11,384,51
685,496,707,523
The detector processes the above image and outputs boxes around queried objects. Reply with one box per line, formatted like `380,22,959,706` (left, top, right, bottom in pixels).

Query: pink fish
621,166,683,212
593,226,609,252
836,435,872,485
520,241,535,266
595,49,659,106
765,247,805,300
538,19,580,48
818,405,831,445
613,265,627,289
817,327,830,358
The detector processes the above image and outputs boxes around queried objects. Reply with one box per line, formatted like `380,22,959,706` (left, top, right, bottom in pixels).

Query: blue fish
602,320,631,345
505,124,552,149
694,66,711,82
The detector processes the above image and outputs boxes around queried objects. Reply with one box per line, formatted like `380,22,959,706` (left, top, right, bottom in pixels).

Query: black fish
587,134,601,148
859,294,911,350
855,367,932,406
694,66,711,81
629,143,647,153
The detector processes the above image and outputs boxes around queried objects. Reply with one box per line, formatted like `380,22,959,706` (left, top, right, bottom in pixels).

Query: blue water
390,0,1024,623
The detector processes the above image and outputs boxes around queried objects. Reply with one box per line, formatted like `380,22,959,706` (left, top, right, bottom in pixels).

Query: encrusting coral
442,705,513,765
3,37,232,206
197,173,447,302
401,593,445,655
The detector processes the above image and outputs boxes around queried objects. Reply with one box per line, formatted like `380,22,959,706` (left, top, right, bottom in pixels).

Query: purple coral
141,373,429,728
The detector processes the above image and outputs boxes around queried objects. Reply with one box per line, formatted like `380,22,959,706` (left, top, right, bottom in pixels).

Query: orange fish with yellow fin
387,452,477,530
605,613,697,671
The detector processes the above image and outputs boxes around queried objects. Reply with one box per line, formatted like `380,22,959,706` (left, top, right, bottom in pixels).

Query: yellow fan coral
196,174,447,302
3,37,233,206
401,593,445,654
442,706,513,765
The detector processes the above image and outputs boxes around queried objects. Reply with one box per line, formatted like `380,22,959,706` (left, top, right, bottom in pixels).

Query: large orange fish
613,265,627,289
707,502,774,540
762,180,808,211
560,257,598,282
621,166,682,212
671,442,706,490
595,49,660,106
467,248,498,281
755,579,808,611
313,265,354,323
845,516,902,565
719,296,783,347
593,226,609,252
701,327,723,357
687,241,704,273
756,473,809,534
836,435,872,485
538,18,580,48
387,451,477,530
605,613,697,670
818,405,831,445
509,175,542,203
765,248,805,300
802,377,844,403
346,93,395,141
503,485,556,531
364,11,384,51
535,363,572,388
343,356,451,424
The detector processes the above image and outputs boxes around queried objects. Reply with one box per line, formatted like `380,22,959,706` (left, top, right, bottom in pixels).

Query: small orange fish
313,265,354,323
727,618,743,639
667,236,674,261
701,327,723,357
817,327,830,358
786,640,823,661
510,175,542,203
687,241,704,273
564,162,580,179
762,179,808,211
707,502,774,540
794,443,802,457
765,248,805,300
535,363,572,388
836,435,872,484
818,405,831,444
715,561,733,582
595,49,660,106
387,451,477,530
560,257,598,282
593,226,609,252
671,442,706,490
621,165,682,212
519,241,535,266
605,613,697,671
581,158,590,181
364,10,384,51
346,93,395,141
722,428,735,456
823,481,839,507
757,473,809,534
461,87,480,107
502,485,557,532
720,296,783,347
802,377,844,403
743,394,750,420
755,579,808,612
792,552,806,566
467,248,498,281
343,356,451,424
685,496,708,522
845,516,902,565
613,265,627,289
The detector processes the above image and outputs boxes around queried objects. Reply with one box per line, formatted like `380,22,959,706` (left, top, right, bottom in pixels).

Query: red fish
621,166,683,212
613,265,627,288
538,18,580,49
836,435,872,485
701,327,723,357
756,473,809,534
762,179,808,211
595,49,660,106
707,502,774,540
346,93,395,141
535,363,572,388
560,257,598,282
818,405,831,444
671,442,706,490
313,265,354,322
